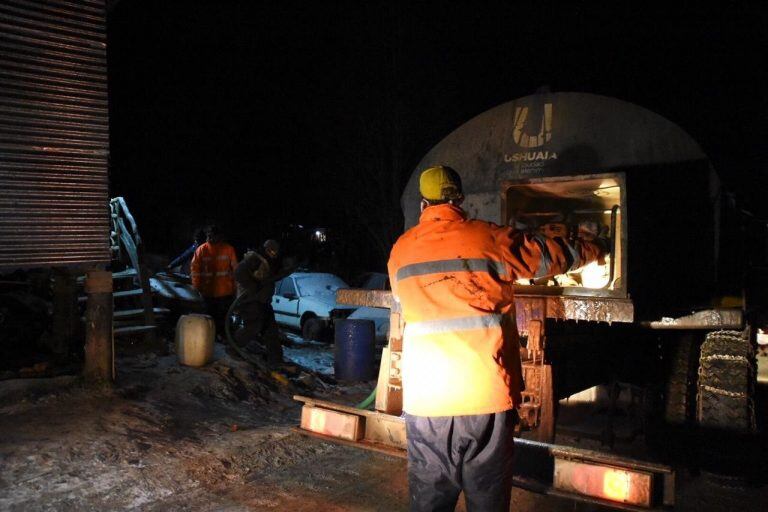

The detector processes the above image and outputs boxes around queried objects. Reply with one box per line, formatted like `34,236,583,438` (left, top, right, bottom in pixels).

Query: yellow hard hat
419,166,463,201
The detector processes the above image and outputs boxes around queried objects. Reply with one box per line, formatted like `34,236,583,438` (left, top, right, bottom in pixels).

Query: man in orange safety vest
387,166,606,511
191,224,238,338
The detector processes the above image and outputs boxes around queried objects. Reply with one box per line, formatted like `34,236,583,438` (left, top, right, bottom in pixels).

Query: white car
272,272,355,340
346,272,391,343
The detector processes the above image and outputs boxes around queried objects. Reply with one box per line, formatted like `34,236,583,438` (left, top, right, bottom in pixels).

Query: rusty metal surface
514,296,547,334
0,0,110,270
364,413,407,450
544,295,634,323
337,289,634,324
645,308,742,330
336,288,393,309
550,445,673,474
515,293,633,324
293,395,674,510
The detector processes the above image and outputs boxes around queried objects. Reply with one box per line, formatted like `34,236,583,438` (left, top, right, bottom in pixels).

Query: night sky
106,1,768,272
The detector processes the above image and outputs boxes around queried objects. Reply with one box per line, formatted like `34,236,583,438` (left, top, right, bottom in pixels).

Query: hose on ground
355,388,376,410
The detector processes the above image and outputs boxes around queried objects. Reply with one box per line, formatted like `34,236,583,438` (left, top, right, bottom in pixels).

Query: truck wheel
302,316,323,341
696,329,756,433
664,334,698,425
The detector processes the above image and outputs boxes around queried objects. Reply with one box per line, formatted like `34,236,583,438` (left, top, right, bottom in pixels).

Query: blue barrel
334,319,376,381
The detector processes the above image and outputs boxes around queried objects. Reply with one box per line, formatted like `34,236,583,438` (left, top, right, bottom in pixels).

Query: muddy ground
1,338,767,511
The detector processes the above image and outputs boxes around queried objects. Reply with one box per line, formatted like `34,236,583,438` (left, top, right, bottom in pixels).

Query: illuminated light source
308,407,326,432
580,258,610,289
553,459,653,507
300,405,363,441
592,183,620,197
603,469,631,501
312,228,327,242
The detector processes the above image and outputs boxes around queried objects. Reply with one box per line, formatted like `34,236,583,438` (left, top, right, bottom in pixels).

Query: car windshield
295,274,348,296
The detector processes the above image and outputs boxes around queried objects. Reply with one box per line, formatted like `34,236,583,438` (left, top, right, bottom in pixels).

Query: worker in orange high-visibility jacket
191,224,238,338
388,166,606,512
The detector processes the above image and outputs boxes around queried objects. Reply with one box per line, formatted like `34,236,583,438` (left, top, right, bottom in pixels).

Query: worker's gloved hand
595,236,611,256
579,236,610,267
576,222,610,258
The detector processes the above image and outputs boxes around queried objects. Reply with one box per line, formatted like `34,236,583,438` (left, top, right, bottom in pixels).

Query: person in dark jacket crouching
233,239,290,368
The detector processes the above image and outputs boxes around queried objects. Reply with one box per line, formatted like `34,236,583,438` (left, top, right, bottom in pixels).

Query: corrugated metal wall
0,0,110,270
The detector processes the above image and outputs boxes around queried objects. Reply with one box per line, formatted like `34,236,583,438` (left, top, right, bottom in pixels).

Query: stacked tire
664,334,696,425
696,329,756,433
301,316,324,342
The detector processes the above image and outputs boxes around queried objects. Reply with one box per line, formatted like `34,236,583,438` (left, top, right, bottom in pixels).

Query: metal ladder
108,197,161,342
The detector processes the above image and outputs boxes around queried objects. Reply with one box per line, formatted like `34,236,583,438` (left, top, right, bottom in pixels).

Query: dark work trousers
406,409,517,512
235,302,283,367
204,295,233,340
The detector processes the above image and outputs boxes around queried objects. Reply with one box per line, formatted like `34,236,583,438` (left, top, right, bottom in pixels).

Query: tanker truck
394,91,759,441
297,91,761,508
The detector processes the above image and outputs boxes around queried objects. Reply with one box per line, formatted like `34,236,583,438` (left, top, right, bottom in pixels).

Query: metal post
536,364,555,442
83,269,113,382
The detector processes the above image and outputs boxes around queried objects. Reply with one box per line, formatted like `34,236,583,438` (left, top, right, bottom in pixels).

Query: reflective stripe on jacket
387,204,603,417
190,241,238,298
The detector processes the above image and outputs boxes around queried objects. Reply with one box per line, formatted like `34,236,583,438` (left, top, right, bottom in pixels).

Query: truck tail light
554,459,653,507
602,468,634,501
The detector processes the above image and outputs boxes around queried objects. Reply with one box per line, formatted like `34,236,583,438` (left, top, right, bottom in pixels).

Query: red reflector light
554,459,653,507
603,468,631,501
300,405,364,441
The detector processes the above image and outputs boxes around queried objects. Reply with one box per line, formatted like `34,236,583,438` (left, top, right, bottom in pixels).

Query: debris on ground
3,334,766,511
0,335,382,511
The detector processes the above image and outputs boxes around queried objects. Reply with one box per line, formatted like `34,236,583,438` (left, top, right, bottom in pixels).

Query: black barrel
334,319,376,381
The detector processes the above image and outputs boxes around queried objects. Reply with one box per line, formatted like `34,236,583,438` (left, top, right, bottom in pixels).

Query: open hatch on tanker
502,173,626,298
